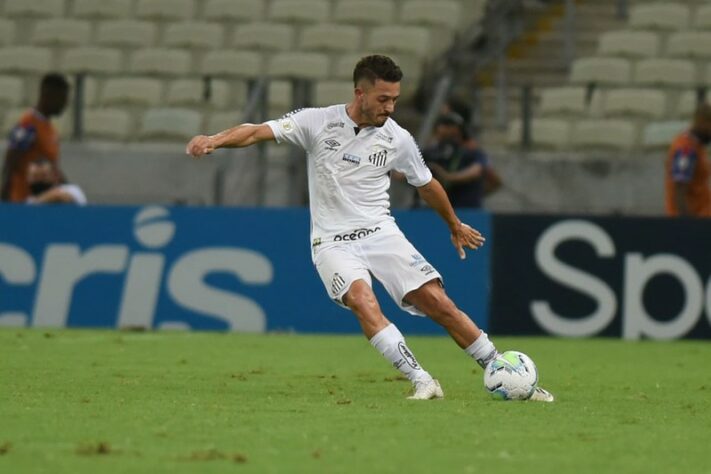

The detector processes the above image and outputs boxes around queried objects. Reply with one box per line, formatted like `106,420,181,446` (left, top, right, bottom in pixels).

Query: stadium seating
641,120,687,149
129,49,192,76
140,108,202,140
72,0,132,20
666,32,711,60
629,3,690,31
333,0,396,25
0,76,24,106
0,20,15,46
368,26,431,58
4,0,65,18
572,119,637,151
269,0,330,24
135,0,195,21
204,0,266,22
63,47,123,75
165,79,231,109
0,47,54,74
539,87,590,117
597,30,660,59
100,78,163,107
163,22,225,50
201,50,263,78
601,89,667,119
633,59,696,88
570,57,632,85
507,118,571,149
32,19,92,47
400,1,461,29
300,25,362,52
695,5,711,30
96,21,156,49
314,81,353,106
82,108,132,141
268,53,330,80
206,112,243,135
232,23,295,51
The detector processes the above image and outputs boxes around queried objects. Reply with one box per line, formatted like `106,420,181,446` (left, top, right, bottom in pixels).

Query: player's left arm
416,178,486,259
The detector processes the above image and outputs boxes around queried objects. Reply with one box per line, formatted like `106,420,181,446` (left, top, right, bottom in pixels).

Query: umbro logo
324,139,341,151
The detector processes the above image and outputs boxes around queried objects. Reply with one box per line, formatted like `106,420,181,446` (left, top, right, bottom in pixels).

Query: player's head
692,102,711,144
38,73,70,117
352,55,402,127
434,113,466,144
27,158,59,196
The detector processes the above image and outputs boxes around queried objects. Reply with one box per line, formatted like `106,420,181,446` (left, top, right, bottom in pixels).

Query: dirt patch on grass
75,441,113,456
184,449,247,463
0,441,12,455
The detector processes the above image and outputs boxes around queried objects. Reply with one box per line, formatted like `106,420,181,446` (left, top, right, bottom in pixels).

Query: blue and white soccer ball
484,351,539,400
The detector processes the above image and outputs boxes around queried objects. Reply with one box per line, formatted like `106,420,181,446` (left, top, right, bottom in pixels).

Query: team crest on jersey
368,150,388,167
324,139,341,151
342,153,361,165
327,121,345,130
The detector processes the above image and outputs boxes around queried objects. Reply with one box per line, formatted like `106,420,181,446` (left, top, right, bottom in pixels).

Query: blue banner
0,205,491,334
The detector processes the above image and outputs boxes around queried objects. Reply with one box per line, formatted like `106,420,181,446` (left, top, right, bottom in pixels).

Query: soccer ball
483,351,538,400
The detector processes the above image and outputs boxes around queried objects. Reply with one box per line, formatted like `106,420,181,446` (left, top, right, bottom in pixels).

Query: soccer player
186,55,553,402
1,73,69,203
665,103,711,217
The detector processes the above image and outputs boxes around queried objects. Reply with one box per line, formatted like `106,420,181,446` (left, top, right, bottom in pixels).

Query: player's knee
344,284,378,315
417,287,458,322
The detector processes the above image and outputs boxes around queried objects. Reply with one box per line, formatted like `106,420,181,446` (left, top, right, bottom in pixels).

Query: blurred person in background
423,113,501,209
1,73,69,203
665,103,711,217
25,158,86,205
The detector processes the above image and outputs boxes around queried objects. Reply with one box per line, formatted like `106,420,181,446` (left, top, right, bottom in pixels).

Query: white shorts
312,226,442,316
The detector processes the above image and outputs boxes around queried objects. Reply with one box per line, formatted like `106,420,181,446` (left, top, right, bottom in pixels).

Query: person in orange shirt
1,73,69,203
665,103,711,217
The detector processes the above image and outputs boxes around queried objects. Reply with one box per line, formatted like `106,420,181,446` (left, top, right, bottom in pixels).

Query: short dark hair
40,73,69,93
353,55,403,87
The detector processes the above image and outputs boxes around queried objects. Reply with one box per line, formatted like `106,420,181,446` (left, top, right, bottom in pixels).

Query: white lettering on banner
532,219,711,340
117,253,165,329
33,245,129,327
623,254,703,340
531,220,617,337
167,249,272,332
0,244,35,326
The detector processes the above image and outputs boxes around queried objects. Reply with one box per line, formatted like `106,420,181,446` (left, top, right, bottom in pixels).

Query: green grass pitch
1,328,709,473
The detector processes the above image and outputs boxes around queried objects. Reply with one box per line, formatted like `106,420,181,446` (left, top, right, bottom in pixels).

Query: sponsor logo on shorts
333,226,381,242
327,121,345,130
368,150,388,167
397,342,420,369
342,153,361,165
331,273,346,296
324,139,341,151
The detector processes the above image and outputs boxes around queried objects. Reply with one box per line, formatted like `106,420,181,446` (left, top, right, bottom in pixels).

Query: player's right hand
185,135,215,158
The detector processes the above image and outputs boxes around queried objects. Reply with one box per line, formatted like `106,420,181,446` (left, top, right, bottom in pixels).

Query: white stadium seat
666,32,711,60
268,53,330,80
140,108,203,140
204,0,265,22
572,119,637,150
206,112,243,134
334,0,395,25
641,121,687,148
4,0,64,18
269,0,330,24
201,50,263,78
166,79,231,108
0,20,16,46
629,3,689,31
570,57,631,85
597,30,660,59
368,26,430,58
695,5,711,30
674,90,700,118
314,81,352,106
163,22,225,49
32,19,91,47
101,78,163,106
300,25,361,52
400,1,461,29
539,87,590,116
73,0,132,19
135,0,195,21
0,76,24,106
0,47,54,74
83,108,132,141
268,80,293,109
602,89,667,119
633,59,696,88
232,23,295,51
507,118,571,149
96,21,158,48
63,47,122,74
129,49,192,76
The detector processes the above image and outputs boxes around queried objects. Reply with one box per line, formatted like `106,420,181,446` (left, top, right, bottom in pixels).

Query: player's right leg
313,243,442,399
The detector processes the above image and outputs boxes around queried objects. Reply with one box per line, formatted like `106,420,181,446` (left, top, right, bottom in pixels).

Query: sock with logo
369,323,433,384
464,331,500,368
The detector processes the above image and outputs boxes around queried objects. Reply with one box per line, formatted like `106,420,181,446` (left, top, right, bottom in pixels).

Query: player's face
357,79,400,127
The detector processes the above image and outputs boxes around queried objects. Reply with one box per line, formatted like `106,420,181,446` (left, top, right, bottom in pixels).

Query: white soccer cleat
528,387,555,402
407,378,444,400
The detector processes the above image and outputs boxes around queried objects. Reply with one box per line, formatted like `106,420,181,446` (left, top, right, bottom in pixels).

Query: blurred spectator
665,103,711,217
423,113,501,209
26,159,86,205
1,73,69,203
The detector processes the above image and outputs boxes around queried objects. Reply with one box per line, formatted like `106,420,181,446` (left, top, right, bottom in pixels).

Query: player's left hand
450,222,485,260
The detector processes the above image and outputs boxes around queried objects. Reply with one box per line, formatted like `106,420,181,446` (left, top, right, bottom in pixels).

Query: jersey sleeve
265,108,322,150
7,123,37,151
394,133,432,187
670,147,697,183
61,184,88,205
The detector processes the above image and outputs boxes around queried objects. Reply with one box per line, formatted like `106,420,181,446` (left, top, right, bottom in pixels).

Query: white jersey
266,104,432,246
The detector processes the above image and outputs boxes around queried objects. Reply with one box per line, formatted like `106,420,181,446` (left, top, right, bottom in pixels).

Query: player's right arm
185,123,275,158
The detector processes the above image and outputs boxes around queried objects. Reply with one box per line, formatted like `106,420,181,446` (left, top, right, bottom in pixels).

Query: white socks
464,331,499,368
369,324,433,384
